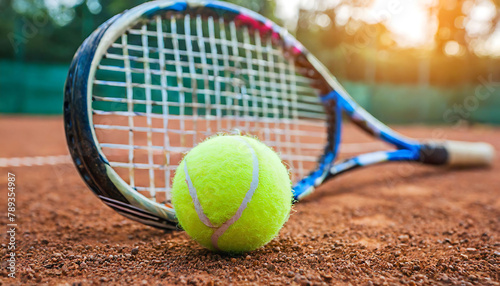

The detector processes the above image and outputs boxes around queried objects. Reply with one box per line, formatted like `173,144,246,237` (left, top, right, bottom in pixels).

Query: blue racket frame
292,90,422,200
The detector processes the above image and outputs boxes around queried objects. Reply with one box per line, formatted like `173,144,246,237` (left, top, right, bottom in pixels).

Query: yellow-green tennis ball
171,135,292,253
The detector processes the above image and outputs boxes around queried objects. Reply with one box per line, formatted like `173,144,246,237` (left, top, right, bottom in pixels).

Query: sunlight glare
368,0,432,46
444,41,461,56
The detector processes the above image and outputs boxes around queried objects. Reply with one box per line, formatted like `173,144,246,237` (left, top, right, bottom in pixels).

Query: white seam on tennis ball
210,137,259,250
184,137,260,251
184,160,216,228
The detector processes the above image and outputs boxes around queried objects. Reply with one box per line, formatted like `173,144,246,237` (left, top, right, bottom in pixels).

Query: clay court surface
0,116,499,285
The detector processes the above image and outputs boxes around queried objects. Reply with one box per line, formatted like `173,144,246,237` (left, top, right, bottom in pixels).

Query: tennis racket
64,0,494,230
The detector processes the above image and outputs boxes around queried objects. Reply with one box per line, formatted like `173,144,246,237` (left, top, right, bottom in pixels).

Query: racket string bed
91,13,327,205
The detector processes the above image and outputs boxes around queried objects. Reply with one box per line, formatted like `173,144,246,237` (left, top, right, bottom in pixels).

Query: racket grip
420,141,495,167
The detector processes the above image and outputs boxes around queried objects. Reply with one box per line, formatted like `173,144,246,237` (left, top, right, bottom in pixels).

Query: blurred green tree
0,0,276,62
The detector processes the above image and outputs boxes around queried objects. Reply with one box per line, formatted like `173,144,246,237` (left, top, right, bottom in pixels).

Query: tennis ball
171,135,292,253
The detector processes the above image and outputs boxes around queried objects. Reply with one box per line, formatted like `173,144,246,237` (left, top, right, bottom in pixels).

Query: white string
264,34,282,153
208,17,223,131
219,17,233,131
288,56,305,178
253,30,271,143
141,23,156,200
121,33,136,188
97,61,314,87
184,14,198,147
170,17,187,148
229,20,242,129
110,36,298,62
195,15,212,135
241,26,255,133
99,141,326,155
93,93,323,114
156,15,172,197
277,40,293,168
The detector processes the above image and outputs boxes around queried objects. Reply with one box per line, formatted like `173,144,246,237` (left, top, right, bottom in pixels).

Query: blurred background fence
1,0,499,125
2,59,499,124
0,60,67,114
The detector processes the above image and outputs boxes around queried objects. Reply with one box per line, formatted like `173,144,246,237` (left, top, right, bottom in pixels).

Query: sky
275,0,500,55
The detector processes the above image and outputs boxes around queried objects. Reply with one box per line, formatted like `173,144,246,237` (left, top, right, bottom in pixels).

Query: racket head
64,0,339,229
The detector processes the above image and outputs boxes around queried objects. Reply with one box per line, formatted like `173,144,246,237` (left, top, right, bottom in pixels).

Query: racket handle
420,141,495,167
